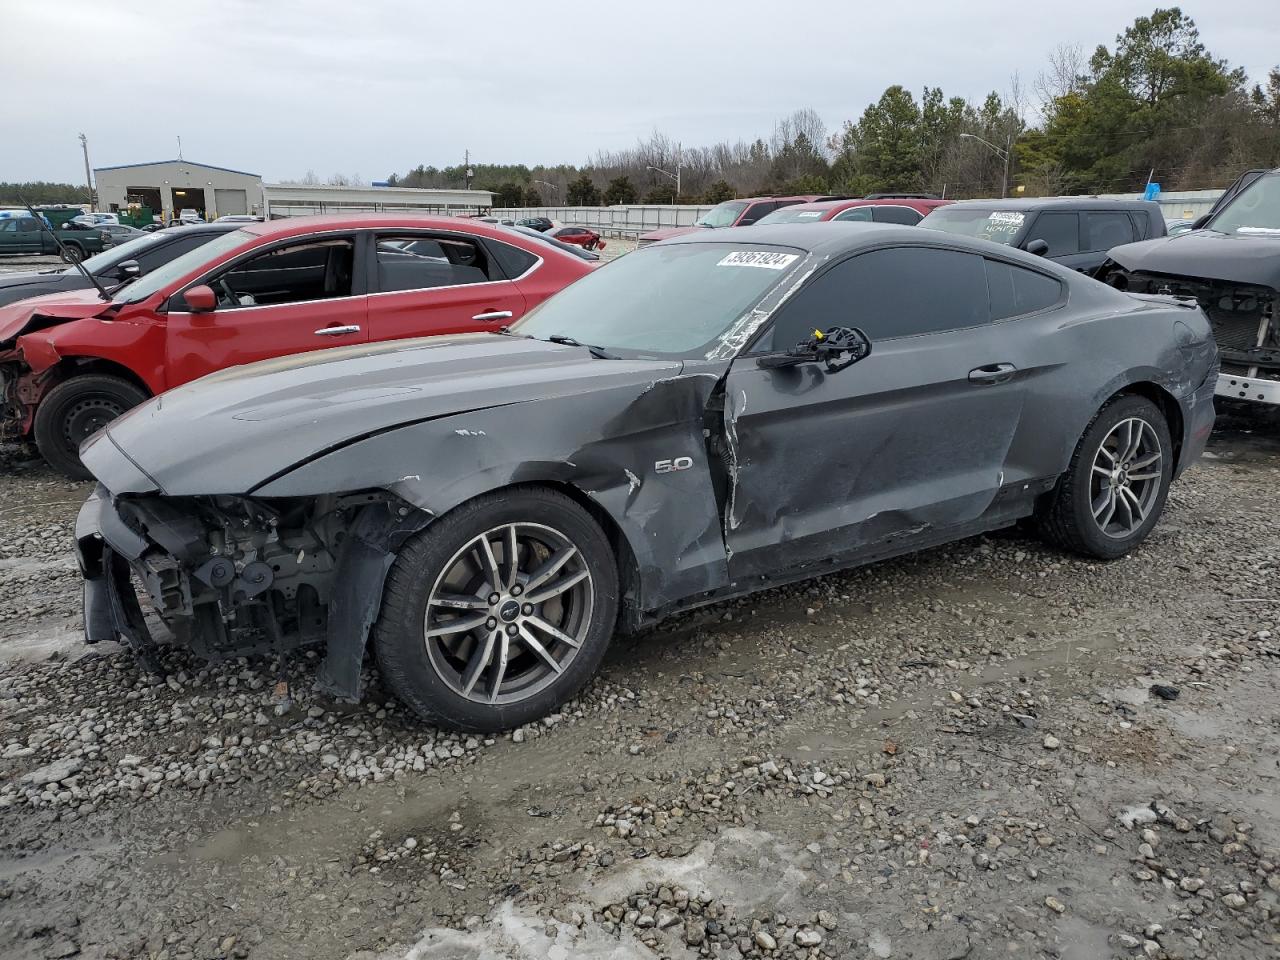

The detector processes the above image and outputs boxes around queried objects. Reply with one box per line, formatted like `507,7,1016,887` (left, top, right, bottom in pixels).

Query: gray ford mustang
75,224,1219,731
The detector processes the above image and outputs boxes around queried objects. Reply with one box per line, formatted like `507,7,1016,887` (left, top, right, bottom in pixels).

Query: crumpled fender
7,316,165,390
254,373,732,618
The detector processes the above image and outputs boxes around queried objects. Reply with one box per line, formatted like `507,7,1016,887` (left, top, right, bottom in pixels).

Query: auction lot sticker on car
717,251,799,270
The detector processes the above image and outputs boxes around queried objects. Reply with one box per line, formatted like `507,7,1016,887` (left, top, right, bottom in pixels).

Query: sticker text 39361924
716,251,800,270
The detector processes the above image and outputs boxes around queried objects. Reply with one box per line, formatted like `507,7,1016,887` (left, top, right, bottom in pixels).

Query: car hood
639,226,701,242
1107,230,1280,289
0,287,112,347
85,333,684,496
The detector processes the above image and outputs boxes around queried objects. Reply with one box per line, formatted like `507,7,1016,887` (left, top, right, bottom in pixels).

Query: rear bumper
1215,371,1280,406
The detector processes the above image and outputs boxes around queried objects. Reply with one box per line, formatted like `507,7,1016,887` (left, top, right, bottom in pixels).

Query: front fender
16,316,165,391
254,375,732,615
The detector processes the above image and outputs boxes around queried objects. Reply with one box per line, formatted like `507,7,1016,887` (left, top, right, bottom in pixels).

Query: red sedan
756,197,953,225
549,226,606,251
0,215,593,477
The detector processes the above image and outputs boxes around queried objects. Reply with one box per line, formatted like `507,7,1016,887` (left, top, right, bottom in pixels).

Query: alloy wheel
1089,417,1163,538
423,522,593,704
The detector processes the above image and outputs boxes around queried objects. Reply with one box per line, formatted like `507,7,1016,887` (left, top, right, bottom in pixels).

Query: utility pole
79,132,95,211
464,149,472,191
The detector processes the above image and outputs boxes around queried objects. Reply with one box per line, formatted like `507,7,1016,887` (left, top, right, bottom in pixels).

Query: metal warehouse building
94,159,262,221
262,183,493,217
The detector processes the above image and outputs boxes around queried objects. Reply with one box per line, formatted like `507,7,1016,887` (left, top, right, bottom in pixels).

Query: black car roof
936,197,1159,211
659,221,940,257
658,221,1081,273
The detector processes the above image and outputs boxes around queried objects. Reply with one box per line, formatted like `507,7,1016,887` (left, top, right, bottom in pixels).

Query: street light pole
79,132,95,211
960,132,1012,199
646,161,681,203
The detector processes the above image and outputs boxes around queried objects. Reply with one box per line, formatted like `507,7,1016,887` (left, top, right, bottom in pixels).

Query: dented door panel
722,327,1027,579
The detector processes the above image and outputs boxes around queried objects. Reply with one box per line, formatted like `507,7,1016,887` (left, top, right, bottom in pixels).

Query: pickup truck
0,214,108,263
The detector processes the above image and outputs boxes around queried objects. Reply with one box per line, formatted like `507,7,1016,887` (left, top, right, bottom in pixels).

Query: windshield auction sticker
717,251,799,270
986,211,1025,227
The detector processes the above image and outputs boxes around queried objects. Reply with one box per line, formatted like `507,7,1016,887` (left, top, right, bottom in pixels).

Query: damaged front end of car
76,486,430,698
1108,271,1279,404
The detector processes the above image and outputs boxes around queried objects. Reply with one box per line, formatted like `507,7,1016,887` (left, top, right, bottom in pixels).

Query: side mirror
757,326,872,373
183,284,217,313
1191,214,1210,230
115,259,141,280
1024,239,1050,257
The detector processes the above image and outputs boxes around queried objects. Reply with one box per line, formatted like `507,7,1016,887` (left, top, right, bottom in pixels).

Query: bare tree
1034,43,1085,115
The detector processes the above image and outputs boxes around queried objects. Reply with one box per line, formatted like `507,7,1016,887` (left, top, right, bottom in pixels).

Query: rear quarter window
985,259,1063,320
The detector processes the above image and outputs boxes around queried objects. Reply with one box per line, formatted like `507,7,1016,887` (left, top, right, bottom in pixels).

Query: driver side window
751,247,990,352
209,237,355,308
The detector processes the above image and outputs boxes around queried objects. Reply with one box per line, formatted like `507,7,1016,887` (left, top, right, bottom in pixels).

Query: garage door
214,188,248,216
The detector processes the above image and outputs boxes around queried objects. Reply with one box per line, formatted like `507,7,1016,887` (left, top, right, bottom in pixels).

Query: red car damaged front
0,289,154,449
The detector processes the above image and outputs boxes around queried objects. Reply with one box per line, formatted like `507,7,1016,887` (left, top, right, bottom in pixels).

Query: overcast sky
5,0,1278,184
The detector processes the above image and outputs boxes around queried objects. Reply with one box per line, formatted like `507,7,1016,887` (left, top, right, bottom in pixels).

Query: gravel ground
1,398,1279,960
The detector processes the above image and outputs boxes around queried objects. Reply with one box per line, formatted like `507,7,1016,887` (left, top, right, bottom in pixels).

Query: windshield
1208,173,1280,236
112,229,254,304
75,232,167,275
757,206,829,225
694,200,748,228
511,243,804,358
919,206,1025,245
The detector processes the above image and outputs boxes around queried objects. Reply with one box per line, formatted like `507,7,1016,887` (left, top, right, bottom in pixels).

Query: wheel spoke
503,525,520,592
460,630,498,696
518,624,563,674
473,534,502,592
430,592,488,611
1093,488,1117,529
523,546,579,593
1130,450,1161,470
1119,485,1146,524
1127,469,1161,482
488,633,510,703
525,614,583,649
1096,444,1117,465
1121,421,1144,463
527,567,589,605
1092,464,1112,478
426,613,489,638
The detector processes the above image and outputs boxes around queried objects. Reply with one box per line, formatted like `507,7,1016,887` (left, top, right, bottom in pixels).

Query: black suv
0,222,243,308
920,198,1166,274
515,216,554,233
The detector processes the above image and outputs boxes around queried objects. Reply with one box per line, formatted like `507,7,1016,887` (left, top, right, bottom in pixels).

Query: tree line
383,7,1280,205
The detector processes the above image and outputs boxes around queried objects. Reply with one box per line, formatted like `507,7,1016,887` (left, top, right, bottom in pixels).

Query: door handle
471,310,513,322
968,362,1017,385
315,324,361,336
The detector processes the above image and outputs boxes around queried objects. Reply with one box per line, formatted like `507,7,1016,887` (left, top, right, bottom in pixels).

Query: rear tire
1037,394,1173,559
33,374,148,480
60,243,85,264
373,487,619,732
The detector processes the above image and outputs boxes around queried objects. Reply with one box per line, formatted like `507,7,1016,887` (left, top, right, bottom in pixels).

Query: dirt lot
1,377,1279,958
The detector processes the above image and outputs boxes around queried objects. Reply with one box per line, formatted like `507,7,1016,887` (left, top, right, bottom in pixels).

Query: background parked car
638,195,837,245
0,215,594,477
74,222,1217,731
756,197,953,225
97,223,149,245
0,222,243,307
1165,218,1197,236
549,225,606,250
919,198,1166,273
1100,166,1280,409
515,216,554,232
0,214,107,262
71,212,120,227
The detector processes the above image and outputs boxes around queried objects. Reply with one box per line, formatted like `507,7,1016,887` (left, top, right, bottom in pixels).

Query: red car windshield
112,229,254,304
695,201,748,228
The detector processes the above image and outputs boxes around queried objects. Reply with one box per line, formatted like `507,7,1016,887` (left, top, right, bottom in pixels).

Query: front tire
373,487,619,732
33,374,148,480
1037,394,1173,559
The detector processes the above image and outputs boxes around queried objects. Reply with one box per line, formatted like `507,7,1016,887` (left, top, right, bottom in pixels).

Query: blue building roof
94,159,261,178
